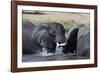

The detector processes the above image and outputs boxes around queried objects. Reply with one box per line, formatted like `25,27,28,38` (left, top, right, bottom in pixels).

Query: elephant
22,22,66,56
76,24,90,57
63,24,90,57
22,20,35,54
41,23,66,43
31,23,66,55
62,27,79,55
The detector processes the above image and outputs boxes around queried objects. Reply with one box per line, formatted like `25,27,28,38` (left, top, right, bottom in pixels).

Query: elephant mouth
56,42,66,47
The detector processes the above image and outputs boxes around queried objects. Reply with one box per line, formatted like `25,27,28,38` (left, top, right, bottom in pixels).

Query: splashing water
41,47,63,56
42,48,48,56
56,46,63,54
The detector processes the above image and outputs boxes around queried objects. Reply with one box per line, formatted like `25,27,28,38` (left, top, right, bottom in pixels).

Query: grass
22,11,90,31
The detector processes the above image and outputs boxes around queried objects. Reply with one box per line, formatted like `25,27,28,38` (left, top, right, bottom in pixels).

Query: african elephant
63,24,90,57
22,20,35,54
76,25,90,57
22,22,66,55
62,27,79,55
31,23,66,55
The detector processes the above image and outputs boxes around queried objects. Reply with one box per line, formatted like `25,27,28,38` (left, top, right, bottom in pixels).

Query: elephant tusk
59,43,66,46
57,42,60,46
56,42,66,46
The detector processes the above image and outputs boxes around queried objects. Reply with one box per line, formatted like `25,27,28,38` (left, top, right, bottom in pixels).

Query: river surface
22,53,89,62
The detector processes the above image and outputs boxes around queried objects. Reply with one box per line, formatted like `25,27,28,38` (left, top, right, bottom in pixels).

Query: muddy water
22,53,89,62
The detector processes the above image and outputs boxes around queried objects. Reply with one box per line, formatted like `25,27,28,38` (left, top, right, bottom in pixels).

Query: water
39,47,64,56
22,53,89,62
22,47,89,62
56,47,63,54
42,48,48,56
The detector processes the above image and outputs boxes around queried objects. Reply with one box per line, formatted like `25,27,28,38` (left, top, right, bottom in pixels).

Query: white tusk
57,42,60,46
56,42,66,46
59,43,66,46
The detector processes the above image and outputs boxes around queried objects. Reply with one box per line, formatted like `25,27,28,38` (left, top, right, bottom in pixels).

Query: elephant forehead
38,30,49,39
32,29,49,39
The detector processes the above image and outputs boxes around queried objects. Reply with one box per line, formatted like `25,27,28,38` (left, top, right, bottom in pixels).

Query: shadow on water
22,53,90,62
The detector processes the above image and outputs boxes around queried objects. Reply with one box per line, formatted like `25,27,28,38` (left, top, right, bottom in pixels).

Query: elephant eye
49,29,55,34
51,34,55,38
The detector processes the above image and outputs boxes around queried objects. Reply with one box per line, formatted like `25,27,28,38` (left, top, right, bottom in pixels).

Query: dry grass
22,11,90,30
